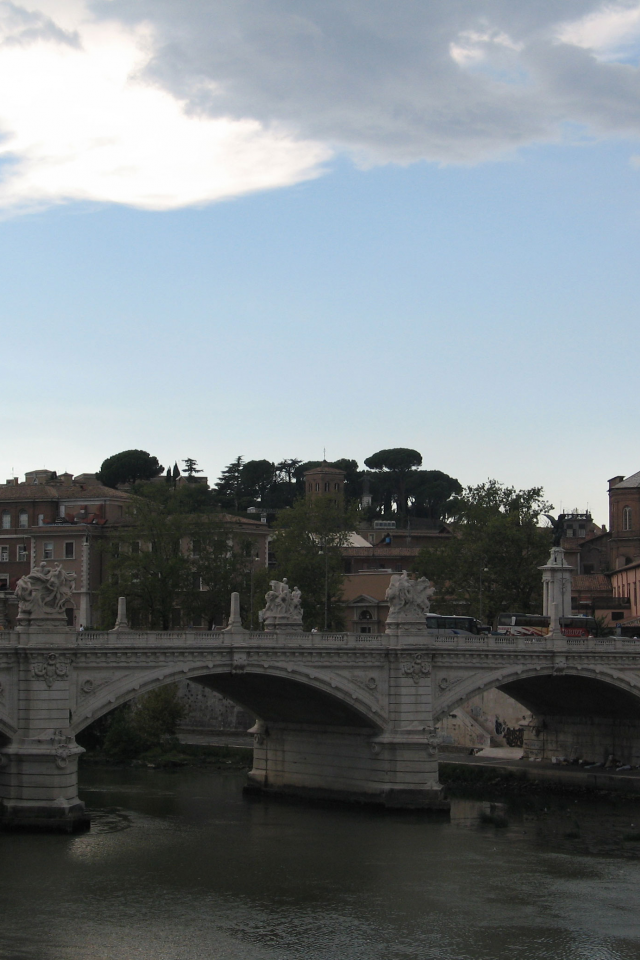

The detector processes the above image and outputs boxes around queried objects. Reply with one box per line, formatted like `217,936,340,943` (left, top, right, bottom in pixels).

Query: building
303,462,345,505
0,470,131,628
607,472,640,570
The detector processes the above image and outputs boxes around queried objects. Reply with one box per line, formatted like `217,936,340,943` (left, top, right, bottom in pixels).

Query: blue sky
2,0,640,523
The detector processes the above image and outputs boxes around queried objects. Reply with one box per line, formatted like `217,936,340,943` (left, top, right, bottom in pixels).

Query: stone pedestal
539,547,574,636
0,736,88,832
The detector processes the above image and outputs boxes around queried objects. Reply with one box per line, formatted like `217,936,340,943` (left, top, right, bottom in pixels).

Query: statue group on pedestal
385,570,434,621
15,562,75,619
259,578,303,626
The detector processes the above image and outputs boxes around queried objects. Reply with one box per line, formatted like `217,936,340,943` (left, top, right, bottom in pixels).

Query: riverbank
439,753,640,799
80,742,252,770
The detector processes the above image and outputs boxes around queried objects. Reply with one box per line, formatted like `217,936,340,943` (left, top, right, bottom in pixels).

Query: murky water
1,767,640,960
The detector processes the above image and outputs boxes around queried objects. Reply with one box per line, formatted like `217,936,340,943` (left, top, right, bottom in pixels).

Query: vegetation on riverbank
76,683,252,769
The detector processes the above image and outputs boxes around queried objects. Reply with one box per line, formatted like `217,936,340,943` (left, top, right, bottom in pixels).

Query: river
1,766,640,960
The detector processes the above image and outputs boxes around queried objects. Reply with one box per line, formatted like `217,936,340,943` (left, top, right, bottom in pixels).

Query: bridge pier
0,736,88,832
246,722,446,809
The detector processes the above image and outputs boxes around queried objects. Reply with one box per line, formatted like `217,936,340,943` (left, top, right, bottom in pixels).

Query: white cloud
1,1,640,212
557,2,640,60
449,28,523,69
0,2,328,212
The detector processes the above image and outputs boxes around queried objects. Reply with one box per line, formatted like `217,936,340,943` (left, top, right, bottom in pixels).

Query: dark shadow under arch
189,673,377,729
498,674,640,720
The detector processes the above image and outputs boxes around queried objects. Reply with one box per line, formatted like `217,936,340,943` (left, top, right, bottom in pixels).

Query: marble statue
386,570,434,622
15,562,76,618
259,578,303,629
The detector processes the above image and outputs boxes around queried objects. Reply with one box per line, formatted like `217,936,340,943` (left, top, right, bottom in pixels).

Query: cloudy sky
2,0,640,520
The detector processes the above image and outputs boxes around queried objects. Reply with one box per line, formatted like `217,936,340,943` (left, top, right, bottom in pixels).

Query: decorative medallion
366,676,377,690
31,653,73,687
402,655,431,684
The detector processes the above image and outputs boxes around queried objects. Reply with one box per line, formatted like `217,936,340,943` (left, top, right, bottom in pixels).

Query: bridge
2,587,640,828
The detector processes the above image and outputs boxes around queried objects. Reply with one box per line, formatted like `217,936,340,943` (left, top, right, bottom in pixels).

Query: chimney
609,476,625,490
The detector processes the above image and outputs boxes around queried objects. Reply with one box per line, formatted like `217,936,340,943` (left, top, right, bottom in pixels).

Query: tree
97,450,163,488
183,458,203,479
188,514,255,629
241,459,275,504
413,481,553,624
269,497,355,630
98,484,255,630
364,448,422,517
214,456,245,512
98,486,193,629
407,470,462,521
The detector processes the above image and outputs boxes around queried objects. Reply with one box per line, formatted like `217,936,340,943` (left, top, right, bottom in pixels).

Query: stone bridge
2,601,640,829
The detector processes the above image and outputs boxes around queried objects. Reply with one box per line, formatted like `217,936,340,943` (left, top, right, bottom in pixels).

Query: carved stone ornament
16,562,75,619
425,728,441,756
386,571,434,622
259,579,303,631
31,653,73,687
402,654,431,684
79,676,114,699
366,676,377,690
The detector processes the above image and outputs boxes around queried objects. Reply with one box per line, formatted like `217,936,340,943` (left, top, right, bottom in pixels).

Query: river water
1,766,640,960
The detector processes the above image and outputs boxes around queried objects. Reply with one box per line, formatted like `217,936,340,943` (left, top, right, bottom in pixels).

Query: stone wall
524,715,640,766
438,689,531,750
176,680,253,733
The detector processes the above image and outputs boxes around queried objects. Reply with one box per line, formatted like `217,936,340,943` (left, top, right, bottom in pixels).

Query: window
612,611,625,621
1,511,10,530
0,575,8,590
17,545,28,562
131,541,140,555
324,482,330,492
578,525,586,537
359,609,373,620
315,483,320,492
334,483,340,491
0,546,8,562
18,510,28,528
360,626,372,634
565,527,574,537
623,506,632,531
43,542,53,560
37,514,44,527
64,542,75,559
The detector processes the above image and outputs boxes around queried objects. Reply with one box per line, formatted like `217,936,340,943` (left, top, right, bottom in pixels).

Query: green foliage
406,469,463,521
270,497,355,630
413,480,552,623
364,447,423,516
85,685,185,761
183,458,202,478
97,449,163,488
213,456,245,511
98,485,255,629
241,459,275,503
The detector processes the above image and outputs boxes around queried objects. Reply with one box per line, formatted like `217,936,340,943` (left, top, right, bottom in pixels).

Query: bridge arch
70,662,384,738
434,664,640,723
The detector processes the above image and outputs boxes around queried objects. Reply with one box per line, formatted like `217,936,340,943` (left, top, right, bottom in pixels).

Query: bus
495,613,596,638
426,615,488,635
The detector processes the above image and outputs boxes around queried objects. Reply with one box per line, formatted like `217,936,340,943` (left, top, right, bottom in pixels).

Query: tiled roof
0,483,131,501
342,546,421,557
615,470,640,489
572,574,611,592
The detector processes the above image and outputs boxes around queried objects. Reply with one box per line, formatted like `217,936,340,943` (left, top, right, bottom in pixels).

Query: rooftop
613,470,640,489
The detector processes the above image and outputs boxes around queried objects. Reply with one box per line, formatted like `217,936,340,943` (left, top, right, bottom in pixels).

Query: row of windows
1,510,48,529
0,544,29,562
0,541,75,562
306,482,342,492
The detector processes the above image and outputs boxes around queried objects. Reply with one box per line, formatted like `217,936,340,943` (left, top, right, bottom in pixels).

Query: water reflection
0,767,638,960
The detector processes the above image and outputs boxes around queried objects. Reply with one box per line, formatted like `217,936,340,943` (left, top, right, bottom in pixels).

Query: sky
1,0,640,523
